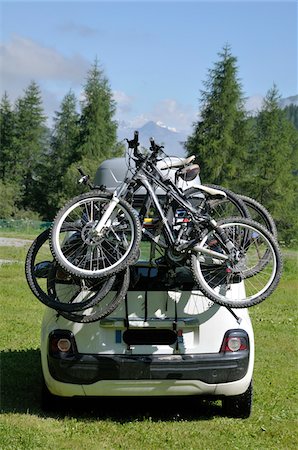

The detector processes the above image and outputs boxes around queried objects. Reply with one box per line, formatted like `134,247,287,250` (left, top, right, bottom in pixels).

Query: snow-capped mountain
117,95,298,157
279,95,298,108
117,121,188,157
245,94,298,115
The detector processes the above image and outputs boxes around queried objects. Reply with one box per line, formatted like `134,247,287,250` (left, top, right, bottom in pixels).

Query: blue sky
0,0,297,131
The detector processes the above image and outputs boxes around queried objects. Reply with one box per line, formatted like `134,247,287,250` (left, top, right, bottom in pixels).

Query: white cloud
0,34,89,83
113,90,134,113
0,34,90,119
115,97,196,133
149,99,196,132
0,36,197,133
117,114,149,130
0,35,91,122
244,94,264,115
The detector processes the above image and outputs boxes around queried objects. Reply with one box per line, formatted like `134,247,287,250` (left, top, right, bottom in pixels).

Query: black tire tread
25,229,116,313
50,191,142,279
222,381,253,418
59,267,130,323
238,194,278,238
204,184,250,218
191,217,283,309
184,184,250,219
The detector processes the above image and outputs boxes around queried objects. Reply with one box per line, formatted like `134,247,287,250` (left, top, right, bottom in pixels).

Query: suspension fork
209,219,235,252
94,196,120,234
93,182,128,234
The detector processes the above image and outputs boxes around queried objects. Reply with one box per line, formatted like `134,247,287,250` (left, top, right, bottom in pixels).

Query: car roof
94,157,201,193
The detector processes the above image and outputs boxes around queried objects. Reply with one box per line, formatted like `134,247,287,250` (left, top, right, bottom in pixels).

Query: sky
0,0,297,132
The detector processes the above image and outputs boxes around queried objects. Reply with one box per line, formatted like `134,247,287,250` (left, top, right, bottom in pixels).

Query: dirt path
0,237,33,247
282,249,298,259
0,237,33,265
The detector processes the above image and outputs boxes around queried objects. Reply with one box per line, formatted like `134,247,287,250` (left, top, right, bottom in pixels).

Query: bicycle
25,228,119,314
49,132,282,309
165,162,277,237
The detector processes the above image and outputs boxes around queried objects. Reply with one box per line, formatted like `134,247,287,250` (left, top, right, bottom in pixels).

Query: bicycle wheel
238,194,278,238
25,229,116,312
50,191,142,279
184,184,250,220
59,267,130,323
191,217,282,308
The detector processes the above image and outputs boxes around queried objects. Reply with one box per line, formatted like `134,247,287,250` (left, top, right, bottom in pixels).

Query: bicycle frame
94,157,230,262
48,132,281,311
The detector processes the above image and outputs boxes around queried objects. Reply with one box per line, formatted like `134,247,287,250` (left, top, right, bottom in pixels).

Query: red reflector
50,337,59,353
222,336,248,352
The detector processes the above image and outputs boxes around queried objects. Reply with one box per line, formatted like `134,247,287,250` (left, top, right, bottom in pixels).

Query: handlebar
126,131,140,157
78,167,86,177
126,132,164,163
149,137,164,155
77,167,94,189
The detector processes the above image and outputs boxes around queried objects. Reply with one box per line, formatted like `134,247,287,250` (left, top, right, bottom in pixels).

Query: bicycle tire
50,191,142,279
184,184,250,220
238,194,278,238
59,267,130,323
25,229,116,312
229,195,277,277
191,217,282,308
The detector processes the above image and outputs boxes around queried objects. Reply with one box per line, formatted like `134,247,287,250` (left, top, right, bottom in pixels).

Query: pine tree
52,90,80,164
284,104,298,130
242,85,298,243
78,58,119,161
62,59,123,199
13,81,48,213
0,92,15,181
185,45,249,188
45,90,80,216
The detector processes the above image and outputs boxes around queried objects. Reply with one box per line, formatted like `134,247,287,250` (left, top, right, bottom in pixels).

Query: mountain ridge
117,120,188,157
117,95,298,157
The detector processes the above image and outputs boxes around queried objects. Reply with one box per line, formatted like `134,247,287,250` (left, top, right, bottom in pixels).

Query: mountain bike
25,228,124,315
186,184,278,238
49,132,282,309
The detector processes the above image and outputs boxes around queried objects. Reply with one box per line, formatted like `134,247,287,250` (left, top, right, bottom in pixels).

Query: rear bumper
48,351,249,385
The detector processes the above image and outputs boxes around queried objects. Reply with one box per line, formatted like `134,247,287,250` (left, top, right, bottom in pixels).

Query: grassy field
0,235,297,449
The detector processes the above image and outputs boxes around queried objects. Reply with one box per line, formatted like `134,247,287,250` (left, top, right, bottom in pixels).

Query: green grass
0,236,297,449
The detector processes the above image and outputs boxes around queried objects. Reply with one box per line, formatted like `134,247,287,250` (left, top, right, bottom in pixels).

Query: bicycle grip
77,167,85,176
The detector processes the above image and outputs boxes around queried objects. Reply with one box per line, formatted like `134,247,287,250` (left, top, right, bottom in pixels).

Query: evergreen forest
1,48,297,243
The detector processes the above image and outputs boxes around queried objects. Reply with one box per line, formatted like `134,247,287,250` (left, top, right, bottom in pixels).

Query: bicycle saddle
176,164,200,181
193,185,227,200
158,155,196,170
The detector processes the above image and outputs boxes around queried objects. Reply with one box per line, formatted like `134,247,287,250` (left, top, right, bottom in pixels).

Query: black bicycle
25,228,120,313
49,132,282,309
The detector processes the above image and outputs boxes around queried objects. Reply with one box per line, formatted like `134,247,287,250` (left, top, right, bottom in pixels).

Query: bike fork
93,182,129,235
209,219,235,252
94,196,120,234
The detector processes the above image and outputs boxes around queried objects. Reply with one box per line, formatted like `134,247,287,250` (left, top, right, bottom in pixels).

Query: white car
40,158,254,418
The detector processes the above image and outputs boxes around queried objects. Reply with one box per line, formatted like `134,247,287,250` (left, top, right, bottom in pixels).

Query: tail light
48,330,77,356
220,330,249,353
